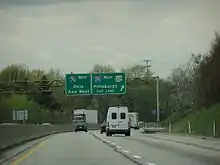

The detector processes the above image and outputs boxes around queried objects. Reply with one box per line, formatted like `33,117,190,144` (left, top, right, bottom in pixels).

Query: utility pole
143,60,160,122
143,60,151,76
156,76,160,122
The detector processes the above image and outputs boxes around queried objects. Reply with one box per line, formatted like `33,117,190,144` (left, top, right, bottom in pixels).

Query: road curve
1,132,137,165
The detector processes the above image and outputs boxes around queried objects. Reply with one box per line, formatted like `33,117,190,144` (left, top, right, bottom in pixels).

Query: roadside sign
12,110,28,121
65,73,91,96
65,72,126,96
91,73,126,95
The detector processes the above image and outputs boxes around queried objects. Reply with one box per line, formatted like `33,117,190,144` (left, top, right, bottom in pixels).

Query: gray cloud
0,0,71,8
0,0,220,78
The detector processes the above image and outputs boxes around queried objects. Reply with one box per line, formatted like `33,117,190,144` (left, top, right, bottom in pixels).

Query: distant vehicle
72,109,98,132
138,121,145,128
128,112,139,130
74,120,88,132
73,109,87,121
73,109,98,124
106,106,131,136
100,121,106,134
41,123,51,126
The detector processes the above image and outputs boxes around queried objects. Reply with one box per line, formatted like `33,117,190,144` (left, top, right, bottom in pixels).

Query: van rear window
111,113,117,119
120,113,126,119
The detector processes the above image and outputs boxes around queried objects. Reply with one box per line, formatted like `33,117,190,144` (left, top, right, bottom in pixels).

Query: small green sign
91,73,126,95
65,73,91,96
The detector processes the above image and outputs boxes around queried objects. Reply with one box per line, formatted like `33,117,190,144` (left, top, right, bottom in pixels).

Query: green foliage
169,104,220,137
0,64,30,81
0,63,173,123
195,33,220,106
166,31,220,136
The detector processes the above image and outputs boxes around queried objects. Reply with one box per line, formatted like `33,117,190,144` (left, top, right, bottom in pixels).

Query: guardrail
142,122,166,133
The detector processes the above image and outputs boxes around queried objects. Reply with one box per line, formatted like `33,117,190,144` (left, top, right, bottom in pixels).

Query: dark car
75,122,88,132
100,122,106,134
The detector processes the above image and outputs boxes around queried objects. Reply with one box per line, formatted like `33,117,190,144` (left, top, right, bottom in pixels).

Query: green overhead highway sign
92,73,126,95
65,73,91,96
65,73,126,96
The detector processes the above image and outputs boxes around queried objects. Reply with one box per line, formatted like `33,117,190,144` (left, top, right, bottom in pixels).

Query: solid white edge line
116,146,122,149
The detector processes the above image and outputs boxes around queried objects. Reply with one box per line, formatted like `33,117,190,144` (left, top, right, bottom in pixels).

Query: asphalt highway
1,132,136,165
1,130,220,165
93,130,220,165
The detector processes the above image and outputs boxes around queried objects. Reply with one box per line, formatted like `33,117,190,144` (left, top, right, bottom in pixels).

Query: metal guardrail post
187,120,191,134
168,121,172,132
213,120,216,137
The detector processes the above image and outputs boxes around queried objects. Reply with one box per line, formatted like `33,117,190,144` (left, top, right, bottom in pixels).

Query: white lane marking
146,163,157,165
133,155,141,159
106,140,111,143
111,142,116,146
116,146,122,149
123,150,130,153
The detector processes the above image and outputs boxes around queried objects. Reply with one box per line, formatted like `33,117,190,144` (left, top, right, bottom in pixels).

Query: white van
106,106,131,136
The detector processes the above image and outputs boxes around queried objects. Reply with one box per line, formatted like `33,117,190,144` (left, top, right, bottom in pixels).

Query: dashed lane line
123,150,130,153
110,142,116,146
116,146,122,149
146,162,157,165
133,155,141,159
91,133,143,165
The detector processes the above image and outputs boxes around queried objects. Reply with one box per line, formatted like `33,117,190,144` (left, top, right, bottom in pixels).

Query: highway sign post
65,73,91,96
65,73,126,96
91,73,126,95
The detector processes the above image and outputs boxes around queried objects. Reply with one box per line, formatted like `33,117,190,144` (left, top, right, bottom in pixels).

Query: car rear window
120,113,126,119
111,113,117,119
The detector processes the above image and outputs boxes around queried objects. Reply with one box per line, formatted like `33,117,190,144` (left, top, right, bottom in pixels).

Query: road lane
2,132,137,165
0,136,51,164
94,130,220,165
141,132,220,151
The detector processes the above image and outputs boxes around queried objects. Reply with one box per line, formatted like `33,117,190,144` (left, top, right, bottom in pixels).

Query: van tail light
128,119,131,128
107,122,109,127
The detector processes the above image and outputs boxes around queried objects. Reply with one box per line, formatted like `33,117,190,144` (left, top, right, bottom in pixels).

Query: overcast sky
0,0,219,78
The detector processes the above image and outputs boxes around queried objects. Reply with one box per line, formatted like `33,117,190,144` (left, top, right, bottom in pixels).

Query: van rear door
109,107,119,130
118,107,129,130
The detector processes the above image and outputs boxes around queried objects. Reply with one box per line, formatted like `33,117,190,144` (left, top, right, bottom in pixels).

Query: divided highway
1,130,220,165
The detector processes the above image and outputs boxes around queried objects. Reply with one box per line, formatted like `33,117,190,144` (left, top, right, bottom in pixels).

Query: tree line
0,32,219,125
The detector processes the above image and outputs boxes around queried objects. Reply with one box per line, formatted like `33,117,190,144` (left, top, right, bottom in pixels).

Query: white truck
74,109,87,116
128,112,139,130
86,110,98,124
73,109,98,124
72,109,87,132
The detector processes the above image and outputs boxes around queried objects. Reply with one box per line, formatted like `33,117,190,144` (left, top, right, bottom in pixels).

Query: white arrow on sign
120,85,125,91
